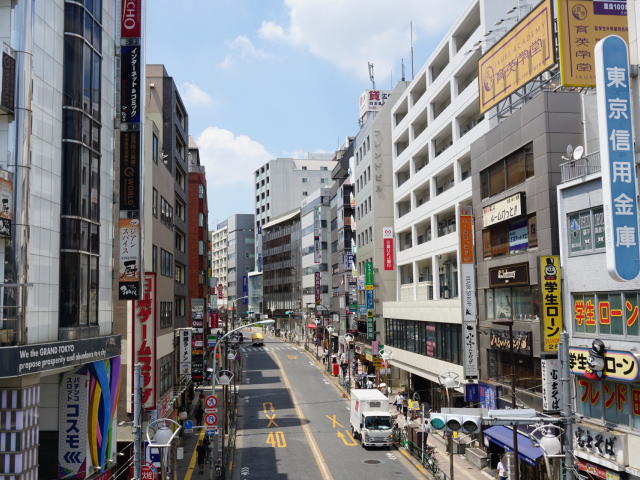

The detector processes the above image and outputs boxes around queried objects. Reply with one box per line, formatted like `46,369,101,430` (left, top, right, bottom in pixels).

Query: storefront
482,425,545,479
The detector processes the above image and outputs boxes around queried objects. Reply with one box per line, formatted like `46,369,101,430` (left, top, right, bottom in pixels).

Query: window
152,133,159,164
160,301,173,329
568,207,605,254
485,286,540,321
160,197,173,228
302,178,308,183
480,143,534,199
176,166,185,190
321,166,328,171
175,199,185,221
572,291,640,337
482,214,537,259
159,355,173,394
175,296,185,317
175,262,185,284
303,191,308,197
199,240,205,255
384,319,461,365
176,135,185,161
152,245,157,273
152,188,158,217
199,212,205,227
302,166,307,170
175,230,185,252
160,249,173,277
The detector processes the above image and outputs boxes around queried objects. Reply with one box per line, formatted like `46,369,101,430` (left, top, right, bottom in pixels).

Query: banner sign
383,227,394,270
0,46,15,115
118,218,140,299
569,346,639,381
478,0,554,113
489,329,532,355
458,205,477,379
315,271,321,305
119,130,140,212
242,276,248,304
217,283,224,299
540,255,563,351
366,289,374,310
210,312,219,329
482,192,524,228
366,313,375,341
179,329,192,376
0,169,13,237
595,35,640,281
191,299,205,382
365,262,374,290
120,45,141,124
133,273,156,410
489,262,529,287
314,207,321,264
541,357,560,412
121,0,142,38
557,0,629,87
58,373,89,478
359,89,391,119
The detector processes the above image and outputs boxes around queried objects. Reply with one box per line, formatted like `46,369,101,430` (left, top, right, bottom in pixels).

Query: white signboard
482,193,523,228
458,205,478,379
59,372,89,478
359,90,391,119
540,357,560,412
179,329,192,376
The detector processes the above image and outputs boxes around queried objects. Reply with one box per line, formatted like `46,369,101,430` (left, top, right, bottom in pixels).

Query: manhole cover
364,459,381,465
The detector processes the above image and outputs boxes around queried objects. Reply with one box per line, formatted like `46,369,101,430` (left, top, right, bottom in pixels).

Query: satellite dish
565,144,574,156
573,145,584,160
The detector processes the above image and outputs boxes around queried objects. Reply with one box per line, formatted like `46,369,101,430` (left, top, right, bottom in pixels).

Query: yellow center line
272,351,334,480
183,427,205,480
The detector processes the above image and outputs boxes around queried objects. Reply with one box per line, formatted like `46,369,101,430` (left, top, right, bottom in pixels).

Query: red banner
383,238,394,270
121,0,142,38
217,283,224,299
210,312,219,329
132,272,156,410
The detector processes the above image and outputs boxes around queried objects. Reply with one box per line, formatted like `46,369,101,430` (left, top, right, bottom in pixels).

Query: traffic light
461,415,481,433
429,413,481,434
429,413,447,430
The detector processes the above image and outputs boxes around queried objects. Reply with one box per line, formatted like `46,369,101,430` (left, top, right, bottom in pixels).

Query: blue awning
483,426,544,466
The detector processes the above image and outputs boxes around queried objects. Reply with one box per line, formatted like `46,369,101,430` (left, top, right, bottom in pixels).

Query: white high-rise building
382,0,512,399
211,223,229,308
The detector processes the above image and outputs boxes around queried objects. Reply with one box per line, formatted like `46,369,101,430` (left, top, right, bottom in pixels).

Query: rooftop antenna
368,62,376,90
401,58,406,82
410,21,415,80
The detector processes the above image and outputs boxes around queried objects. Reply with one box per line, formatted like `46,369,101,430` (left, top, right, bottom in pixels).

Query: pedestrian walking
196,441,207,474
497,458,508,480
422,420,430,445
203,434,211,461
339,352,346,364
322,348,328,365
394,393,402,412
195,403,204,426
366,377,374,389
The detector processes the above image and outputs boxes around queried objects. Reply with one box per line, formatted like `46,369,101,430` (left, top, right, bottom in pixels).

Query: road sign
141,465,155,480
378,344,385,355
206,428,217,436
205,413,218,426
205,395,218,410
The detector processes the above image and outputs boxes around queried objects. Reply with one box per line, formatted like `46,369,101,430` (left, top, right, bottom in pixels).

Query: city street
231,335,424,480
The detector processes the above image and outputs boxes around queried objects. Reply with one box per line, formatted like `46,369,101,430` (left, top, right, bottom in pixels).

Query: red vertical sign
210,312,219,329
217,283,224,299
383,227,394,270
121,0,142,37
132,272,156,410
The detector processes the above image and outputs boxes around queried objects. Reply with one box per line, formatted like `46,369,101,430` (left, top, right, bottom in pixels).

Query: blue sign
366,290,374,310
184,420,193,430
596,35,640,281
464,383,479,403
206,429,217,437
358,305,367,315
242,275,248,304
478,382,500,410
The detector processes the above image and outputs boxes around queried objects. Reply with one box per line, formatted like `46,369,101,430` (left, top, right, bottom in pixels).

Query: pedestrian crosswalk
240,345,300,353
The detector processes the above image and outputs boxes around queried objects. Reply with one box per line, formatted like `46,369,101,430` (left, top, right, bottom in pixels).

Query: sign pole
133,363,142,480
559,332,575,480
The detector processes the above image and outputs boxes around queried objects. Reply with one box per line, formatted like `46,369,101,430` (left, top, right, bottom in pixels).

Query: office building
211,223,228,308
0,2,121,478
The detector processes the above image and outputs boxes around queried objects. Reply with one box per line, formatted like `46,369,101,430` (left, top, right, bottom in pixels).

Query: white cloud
258,0,472,80
197,127,272,186
180,82,213,108
218,35,270,69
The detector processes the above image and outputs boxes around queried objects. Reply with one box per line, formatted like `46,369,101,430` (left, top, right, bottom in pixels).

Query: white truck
349,389,393,448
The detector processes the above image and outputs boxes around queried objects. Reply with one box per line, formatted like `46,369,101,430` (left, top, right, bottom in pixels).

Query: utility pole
559,331,575,480
133,363,142,480
509,320,520,480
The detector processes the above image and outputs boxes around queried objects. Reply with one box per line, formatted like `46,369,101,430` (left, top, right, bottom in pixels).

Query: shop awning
307,323,317,329
483,426,544,466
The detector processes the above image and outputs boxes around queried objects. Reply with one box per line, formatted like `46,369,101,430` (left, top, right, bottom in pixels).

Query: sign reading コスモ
595,35,640,281
58,373,88,478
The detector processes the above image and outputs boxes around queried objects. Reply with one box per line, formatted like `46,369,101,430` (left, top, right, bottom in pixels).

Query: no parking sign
205,412,218,426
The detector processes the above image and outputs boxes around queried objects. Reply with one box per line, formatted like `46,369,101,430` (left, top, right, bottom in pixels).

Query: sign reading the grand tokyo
478,0,554,113
595,35,640,281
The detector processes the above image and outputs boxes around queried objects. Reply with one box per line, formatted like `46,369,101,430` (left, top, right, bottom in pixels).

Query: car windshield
364,416,392,430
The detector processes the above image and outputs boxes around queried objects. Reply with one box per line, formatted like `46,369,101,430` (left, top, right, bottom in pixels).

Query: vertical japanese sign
458,205,478,379
179,329,192,376
540,255,563,351
191,299,205,383
242,275,248,304
217,283,224,299
132,273,156,410
366,289,374,310
365,261,374,290
367,312,375,341
313,207,321,264
58,373,89,478
0,169,13,237
541,358,561,412
557,0,629,87
119,0,143,300
118,218,140,299
595,35,640,281
383,227,394,271
210,311,219,329
315,271,321,305
0,45,15,114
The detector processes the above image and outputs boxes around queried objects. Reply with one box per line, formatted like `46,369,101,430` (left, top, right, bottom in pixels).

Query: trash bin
332,363,339,376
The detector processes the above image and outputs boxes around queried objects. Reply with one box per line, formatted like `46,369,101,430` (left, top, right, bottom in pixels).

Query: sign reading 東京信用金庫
595,35,640,282
383,227,394,271
133,273,157,410
478,0,554,113
458,205,478,379
557,0,629,87
539,256,563,352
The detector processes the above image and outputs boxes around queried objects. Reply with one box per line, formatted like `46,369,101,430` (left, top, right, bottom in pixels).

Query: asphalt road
232,336,423,480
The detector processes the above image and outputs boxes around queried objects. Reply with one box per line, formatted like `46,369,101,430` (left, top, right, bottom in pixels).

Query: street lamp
525,424,564,480
231,296,249,330
146,418,181,480
209,319,274,479
326,325,334,373
344,333,354,394
437,372,460,480
381,350,393,395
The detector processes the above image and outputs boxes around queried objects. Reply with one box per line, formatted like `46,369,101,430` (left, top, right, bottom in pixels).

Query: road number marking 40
265,431,287,448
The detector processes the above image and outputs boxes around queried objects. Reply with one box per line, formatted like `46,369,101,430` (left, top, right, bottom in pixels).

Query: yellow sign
478,0,555,113
540,255,563,352
365,353,373,362
569,347,639,382
408,400,420,411
557,0,629,87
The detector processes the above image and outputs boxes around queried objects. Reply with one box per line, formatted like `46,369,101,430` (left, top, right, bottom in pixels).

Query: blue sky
146,0,472,228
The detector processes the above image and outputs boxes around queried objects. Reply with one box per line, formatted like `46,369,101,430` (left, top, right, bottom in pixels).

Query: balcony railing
560,151,601,183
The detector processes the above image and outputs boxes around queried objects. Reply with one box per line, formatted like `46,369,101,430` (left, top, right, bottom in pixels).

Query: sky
146,0,473,228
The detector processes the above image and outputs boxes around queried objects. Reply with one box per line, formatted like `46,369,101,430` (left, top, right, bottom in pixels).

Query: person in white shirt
366,378,374,389
394,393,403,412
497,459,508,480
